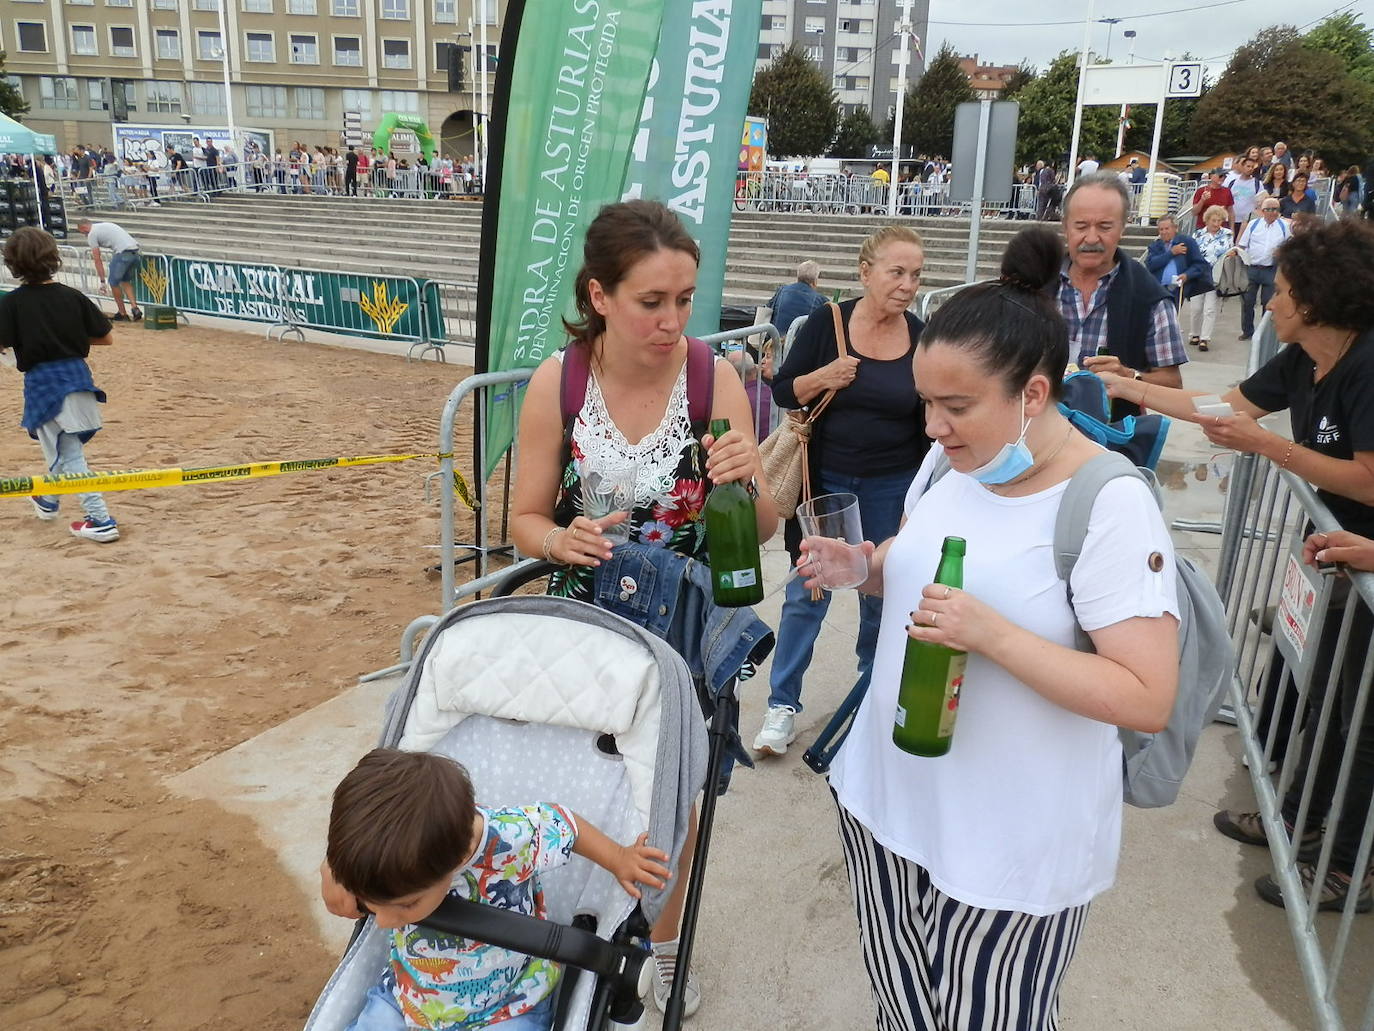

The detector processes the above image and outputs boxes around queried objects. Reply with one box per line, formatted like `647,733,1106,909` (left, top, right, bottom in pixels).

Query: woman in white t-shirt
820,225,1181,1031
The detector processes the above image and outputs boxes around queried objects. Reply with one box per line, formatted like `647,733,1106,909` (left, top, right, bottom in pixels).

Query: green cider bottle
703,418,764,607
892,536,968,757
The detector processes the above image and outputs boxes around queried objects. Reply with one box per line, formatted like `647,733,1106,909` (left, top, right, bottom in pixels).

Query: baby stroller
304,595,709,1030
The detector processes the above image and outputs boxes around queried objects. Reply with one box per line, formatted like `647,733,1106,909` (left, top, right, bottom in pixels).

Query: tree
1011,51,1118,169
1190,26,1374,169
0,51,26,118
1304,12,1374,87
829,105,881,158
1001,62,1037,102
898,44,975,158
748,44,840,158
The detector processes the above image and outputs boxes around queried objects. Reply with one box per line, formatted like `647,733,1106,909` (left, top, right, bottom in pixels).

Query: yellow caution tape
1,452,478,510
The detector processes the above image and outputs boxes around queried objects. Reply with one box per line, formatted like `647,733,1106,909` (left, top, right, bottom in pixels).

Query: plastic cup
582,465,636,543
797,492,868,590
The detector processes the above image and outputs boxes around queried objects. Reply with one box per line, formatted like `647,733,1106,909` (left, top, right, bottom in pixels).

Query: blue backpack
1060,370,1170,471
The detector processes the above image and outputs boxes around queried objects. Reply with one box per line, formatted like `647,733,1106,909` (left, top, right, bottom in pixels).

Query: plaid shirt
21,357,106,436
1059,259,1188,371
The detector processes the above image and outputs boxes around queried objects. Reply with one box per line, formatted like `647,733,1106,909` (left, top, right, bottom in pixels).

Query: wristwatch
1132,369,1145,381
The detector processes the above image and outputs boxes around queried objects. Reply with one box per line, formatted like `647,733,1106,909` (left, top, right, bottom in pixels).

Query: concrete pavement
169,294,1373,1029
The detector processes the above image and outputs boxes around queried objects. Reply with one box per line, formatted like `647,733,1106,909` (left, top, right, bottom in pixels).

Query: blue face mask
968,396,1034,485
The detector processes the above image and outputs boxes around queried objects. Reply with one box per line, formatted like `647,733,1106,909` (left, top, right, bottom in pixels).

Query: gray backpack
928,450,1233,807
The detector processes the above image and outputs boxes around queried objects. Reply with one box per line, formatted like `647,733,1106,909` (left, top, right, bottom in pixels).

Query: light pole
214,0,237,155
461,24,479,168
478,1,490,184
1067,0,1097,182
887,0,916,217
1115,29,1137,158
1099,17,1121,62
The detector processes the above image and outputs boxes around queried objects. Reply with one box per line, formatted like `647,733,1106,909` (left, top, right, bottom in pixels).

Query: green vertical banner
478,0,666,474
621,0,764,338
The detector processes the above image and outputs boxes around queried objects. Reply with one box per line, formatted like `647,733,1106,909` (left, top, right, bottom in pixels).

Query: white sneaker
647,944,701,1018
754,705,797,756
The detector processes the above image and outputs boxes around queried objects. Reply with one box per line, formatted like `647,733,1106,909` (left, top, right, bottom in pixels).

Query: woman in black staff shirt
753,225,928,758
1101,218,1374,912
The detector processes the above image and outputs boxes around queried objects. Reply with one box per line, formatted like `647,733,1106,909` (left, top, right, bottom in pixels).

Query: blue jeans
1241,264,1275,337
38,428,111,523
768,468,914,713
347,983,555,1031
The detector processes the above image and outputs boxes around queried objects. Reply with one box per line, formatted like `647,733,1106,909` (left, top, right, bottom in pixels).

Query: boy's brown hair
3,227,61,285
326,748,477,902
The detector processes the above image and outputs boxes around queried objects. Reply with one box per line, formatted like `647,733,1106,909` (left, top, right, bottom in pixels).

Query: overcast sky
921,0,1367,79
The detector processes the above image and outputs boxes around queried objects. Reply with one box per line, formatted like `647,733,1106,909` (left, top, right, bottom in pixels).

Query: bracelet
541,526,562,562
1280,441,1295,469
1140,381,1150,409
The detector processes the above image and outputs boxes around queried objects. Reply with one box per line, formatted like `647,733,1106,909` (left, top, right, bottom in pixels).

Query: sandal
1198,339,1209,352
1188,335,1200,346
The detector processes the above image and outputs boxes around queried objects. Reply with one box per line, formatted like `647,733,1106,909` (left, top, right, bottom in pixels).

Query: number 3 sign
1167,62,1204,97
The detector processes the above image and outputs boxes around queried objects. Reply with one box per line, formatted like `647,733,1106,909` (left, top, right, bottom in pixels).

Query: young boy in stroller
320,748,671,1031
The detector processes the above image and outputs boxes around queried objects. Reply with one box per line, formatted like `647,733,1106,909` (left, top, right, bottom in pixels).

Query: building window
146,80,183,113
155,29,180,60
154,0,178,9
106,0,134,7
475,0,496,24
242,0,273,11
189,81,226,116
294,86,324,119
286,0,315,12
16,22,48,53
804,45,822,61
289,33,318,63
434,0,455,23
435,41,454,71
39,75,79,110
333,35,361,66
341,88,372,115
71,24,98,55
380,0,408,19
768,15,785,30
197,30,222,60
245,31,275,62
379,90,418,113
804,17,823,33
332,0,358,14
245,84,287,118
382,38,410,69
67,0,95,7
192,0,221,10
109,26,136,57
86,78,106,111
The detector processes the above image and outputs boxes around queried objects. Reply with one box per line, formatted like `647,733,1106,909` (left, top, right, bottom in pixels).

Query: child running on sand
0,226,119,542
320,748,671,1031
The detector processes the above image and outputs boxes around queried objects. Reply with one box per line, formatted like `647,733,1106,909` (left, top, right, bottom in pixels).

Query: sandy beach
0,323,472,1029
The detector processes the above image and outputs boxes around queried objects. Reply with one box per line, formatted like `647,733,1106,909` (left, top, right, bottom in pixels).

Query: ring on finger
943,585,952,599
931,612,939,627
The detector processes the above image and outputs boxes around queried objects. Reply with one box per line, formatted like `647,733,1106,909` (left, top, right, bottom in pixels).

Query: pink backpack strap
559,342,592,430
684,336,716,430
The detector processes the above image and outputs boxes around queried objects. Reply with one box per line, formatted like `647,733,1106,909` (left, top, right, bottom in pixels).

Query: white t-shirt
1226,173,1261,220
830,445,1179,916
1077,159,1100,176
85,222,139,254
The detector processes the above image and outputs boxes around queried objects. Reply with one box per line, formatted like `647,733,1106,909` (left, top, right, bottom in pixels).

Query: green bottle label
718,568,758,590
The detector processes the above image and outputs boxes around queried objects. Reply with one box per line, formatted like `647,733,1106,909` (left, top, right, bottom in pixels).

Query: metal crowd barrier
1218,443,1374,1029
417,280,478,361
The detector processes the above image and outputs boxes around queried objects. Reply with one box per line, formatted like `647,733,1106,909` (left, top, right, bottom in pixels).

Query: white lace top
560,351,695,508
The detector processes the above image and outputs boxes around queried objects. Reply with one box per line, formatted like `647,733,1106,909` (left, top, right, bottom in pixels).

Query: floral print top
1192,225,1234,267
550,356,708,600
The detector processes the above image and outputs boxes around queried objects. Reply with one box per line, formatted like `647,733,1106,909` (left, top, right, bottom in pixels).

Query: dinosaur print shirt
382,803,578,1029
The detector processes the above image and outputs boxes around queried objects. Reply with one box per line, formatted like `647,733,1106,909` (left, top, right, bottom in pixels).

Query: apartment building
0,0,499,156
956,53,1019,100
756,0,930,122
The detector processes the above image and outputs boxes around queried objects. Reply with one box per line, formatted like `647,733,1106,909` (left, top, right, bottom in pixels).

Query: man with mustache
1062,172,1188,419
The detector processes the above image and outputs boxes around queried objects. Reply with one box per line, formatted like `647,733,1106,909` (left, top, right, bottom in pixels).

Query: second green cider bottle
702,418,764,607
892,536,967,756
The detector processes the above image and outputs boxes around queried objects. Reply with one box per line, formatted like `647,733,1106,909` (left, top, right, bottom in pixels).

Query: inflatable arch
372,112,438,162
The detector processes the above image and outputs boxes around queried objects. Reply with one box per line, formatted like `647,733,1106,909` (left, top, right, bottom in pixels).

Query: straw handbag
758,303,849,519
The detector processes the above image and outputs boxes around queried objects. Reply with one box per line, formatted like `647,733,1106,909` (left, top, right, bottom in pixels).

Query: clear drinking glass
796,492,869,590
582,465,637,543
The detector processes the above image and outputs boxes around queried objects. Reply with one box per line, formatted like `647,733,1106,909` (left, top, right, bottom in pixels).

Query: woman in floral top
1188,204,1234,352
510,199,777,1017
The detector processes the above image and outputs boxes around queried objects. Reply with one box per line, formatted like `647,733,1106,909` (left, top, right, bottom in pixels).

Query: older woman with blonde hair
754,224,929,756
1187,204,1234,351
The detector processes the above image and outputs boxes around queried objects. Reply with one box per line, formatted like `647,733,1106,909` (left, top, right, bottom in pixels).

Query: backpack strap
1053,452,1157,651
560,337,715,433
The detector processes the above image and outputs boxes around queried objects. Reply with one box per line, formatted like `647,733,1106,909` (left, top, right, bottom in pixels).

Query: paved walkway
170,295,1373,1028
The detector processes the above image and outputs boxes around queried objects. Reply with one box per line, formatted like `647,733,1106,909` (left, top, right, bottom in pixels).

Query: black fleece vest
1105,254,1172,420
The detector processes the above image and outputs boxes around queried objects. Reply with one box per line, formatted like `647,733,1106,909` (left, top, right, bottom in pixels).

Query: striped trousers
836,800,1091,1031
